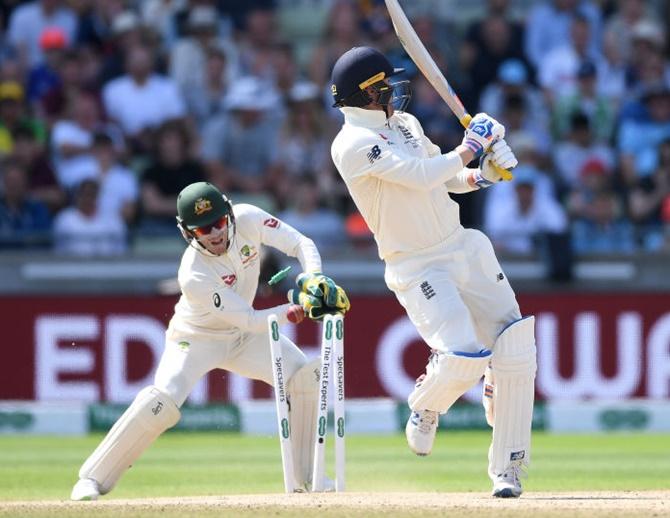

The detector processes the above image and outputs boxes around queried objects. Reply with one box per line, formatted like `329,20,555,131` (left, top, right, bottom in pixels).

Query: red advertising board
1,293,669,402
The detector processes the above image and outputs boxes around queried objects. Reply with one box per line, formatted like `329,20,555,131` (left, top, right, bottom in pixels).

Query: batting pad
408,350,491,413
482,364,494,427
287,358,320,488
79,386,180,494
488,316,537,480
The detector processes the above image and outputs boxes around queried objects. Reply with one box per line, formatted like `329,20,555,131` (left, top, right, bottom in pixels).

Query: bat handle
460,112,514,181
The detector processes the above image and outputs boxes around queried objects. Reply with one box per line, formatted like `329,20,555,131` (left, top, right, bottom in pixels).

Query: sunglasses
192,215,229,237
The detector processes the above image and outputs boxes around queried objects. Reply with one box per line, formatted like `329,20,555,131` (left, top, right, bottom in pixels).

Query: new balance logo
420,281,436,300
366,145,381,163
510,450,525,461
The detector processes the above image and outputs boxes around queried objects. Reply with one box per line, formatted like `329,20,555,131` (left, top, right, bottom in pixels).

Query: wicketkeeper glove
287,289,329,321
296,272,351,316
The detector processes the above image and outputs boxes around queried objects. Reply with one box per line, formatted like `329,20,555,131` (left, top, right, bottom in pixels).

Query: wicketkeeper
329,47,536,498
71,181,349,500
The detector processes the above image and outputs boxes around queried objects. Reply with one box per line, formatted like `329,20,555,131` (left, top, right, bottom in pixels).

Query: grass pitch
1,432,668,517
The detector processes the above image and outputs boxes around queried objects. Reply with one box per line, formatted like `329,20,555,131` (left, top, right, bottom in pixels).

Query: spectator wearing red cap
7,0,76,68
26,27,68,105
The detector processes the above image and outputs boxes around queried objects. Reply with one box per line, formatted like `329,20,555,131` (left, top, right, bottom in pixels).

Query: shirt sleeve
334,132,465,191
182,269,293,333
444,168,478,194
248,206,322,273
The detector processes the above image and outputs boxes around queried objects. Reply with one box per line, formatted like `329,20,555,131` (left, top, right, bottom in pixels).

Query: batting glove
474,140,518,188
461,113,505,158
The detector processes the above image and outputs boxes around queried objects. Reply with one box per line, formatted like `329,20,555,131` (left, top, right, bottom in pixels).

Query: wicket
267,314,297,493
268,313,345,493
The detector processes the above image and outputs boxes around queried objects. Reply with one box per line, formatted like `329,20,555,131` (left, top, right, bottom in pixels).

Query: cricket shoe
71,478,101,501
492,462,525,498
308,475,336,493
405,410,438,456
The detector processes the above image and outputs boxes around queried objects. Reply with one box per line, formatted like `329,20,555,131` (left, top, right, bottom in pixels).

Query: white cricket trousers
384,227,521,354
154,329,307,407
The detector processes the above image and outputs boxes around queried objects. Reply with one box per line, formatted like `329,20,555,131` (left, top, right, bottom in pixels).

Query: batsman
330,47,536,498
70,182,349,500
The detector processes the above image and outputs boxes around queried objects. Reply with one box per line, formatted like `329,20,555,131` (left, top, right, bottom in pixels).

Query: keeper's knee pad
79,386,180,494
408,349,491,413
488,316,537,479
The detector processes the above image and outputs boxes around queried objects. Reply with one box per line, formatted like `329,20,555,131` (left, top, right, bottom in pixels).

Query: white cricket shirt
168,204,321,339
331,107,472,261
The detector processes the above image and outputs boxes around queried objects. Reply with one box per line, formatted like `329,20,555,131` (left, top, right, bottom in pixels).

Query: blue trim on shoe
451,349,492,358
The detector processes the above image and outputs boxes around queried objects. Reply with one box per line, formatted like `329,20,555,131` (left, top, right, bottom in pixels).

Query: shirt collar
340,106,389,129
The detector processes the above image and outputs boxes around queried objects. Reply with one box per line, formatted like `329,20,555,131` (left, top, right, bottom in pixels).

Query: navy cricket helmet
331,47,410,110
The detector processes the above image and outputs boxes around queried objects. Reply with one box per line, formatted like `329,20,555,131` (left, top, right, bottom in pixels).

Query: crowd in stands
0,0,669,265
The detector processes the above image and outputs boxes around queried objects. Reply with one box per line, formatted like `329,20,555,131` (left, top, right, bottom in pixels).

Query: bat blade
384,0,470,127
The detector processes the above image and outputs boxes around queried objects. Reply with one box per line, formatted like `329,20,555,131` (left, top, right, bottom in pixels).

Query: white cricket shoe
405,410,438,456
492,463,525,498
70,478,100,501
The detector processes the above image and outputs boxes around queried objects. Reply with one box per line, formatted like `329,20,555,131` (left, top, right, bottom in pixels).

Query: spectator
26,27,67,107
308,1,367,89
625,20,669,97
565,157,612,216
91,132,139,225
498,91,552,155
271,42,303,107
102,44,186,150
140,120,206,233
552,61,616,142
11,126,65,213
183,45,229,129
7,0,77,68
603,0,657,62
618,85,670,186
525,0,602,70
201,76,282,199
485,166,568,255
479,59,549,143
278,175,346,253
50,92,100,189
628,138,670,250
40,49,90,121
538,15,604,103
236,6,280,81
462,0,528,106
0,81,47,157
53,178,127,256
0,159,52,248
572,190,636,254
553,112,615,189
169,6,236,99
98,10,145,85
276,82,333,205
75,0,125,50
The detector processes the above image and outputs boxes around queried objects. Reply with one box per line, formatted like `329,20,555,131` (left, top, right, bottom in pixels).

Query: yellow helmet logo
331,84,337,95
194,197,212,216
